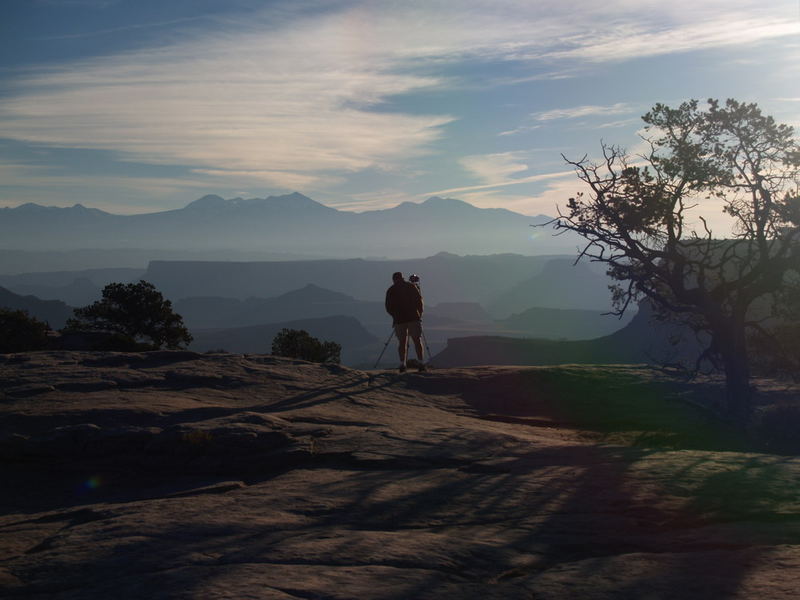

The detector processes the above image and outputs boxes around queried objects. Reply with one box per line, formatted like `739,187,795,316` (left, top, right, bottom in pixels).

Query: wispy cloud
3,0,798,202
459,152,530,184
533,103,633,122
429,169,575,196
454,177,587,218
331,189,419,212
0,7,457,189
454,189,549,215
545,15,800,63
189,169,342,191
0,163,208,193
0,163,212,212
597,118,640,129
33,16,211,40
502,103,638,136
498,124,541,137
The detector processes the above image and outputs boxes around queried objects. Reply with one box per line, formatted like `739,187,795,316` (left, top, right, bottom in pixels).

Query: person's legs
408,321,424,362
394,323,409,365
411,336,424,361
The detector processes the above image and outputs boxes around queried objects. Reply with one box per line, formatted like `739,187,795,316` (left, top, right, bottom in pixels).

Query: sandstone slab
1,352,798,598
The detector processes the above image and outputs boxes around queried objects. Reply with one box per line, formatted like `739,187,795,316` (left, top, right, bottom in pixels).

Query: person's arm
385,288,394,317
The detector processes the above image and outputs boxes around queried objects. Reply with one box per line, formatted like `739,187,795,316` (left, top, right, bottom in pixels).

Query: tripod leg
373,329,395,369
420,323,433,365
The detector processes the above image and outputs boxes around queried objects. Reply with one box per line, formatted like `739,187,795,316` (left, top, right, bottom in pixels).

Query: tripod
372,324,431,370
372,273,433,369
373,329,395,369
409,274,433,364
420,324,432,365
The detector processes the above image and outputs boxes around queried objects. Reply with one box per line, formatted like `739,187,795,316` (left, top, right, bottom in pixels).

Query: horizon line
0,192,549,218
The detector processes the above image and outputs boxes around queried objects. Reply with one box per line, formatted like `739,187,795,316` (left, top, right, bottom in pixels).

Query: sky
1,0,798,228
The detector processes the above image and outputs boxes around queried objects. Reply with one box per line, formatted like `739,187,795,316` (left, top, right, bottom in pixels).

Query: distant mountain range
487,257,615,316
0,253,619,320
0,193,583,259
433,302,704,369
175,281,629,344
496,306,633,340
174,284,386,331
0,287,73,329
0,268,144,306
0,253,625,356
0,249,314,275
172,279,632,367
0,274,679,370
144,252,612,309
0,268,634,367
190,315,379,365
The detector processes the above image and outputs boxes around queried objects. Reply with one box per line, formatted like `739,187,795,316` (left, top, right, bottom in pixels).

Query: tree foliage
271,328,341,363
554,99,800,422
0,308,49,353
67,280,193,350
749,276,800,380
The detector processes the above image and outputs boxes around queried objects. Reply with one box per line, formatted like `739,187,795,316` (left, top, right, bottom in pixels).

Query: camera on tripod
373,271,432,370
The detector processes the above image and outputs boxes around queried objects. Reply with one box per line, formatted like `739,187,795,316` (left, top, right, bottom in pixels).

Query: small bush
271,328,341,363
0,308,49,353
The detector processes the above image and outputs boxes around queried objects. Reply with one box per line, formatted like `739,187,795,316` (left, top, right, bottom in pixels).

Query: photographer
384,271,426,372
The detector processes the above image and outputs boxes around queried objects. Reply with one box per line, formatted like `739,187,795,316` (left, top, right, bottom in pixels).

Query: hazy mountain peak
423,196,471,208
184,195,226,210
1,190,579,258
287,191,312,201
255,192,333,212
182,193,332,215
388,197,471,212
263,192,305,201
69,203,110,216
392,201,417,210
4,202,109,216
11,202,49,212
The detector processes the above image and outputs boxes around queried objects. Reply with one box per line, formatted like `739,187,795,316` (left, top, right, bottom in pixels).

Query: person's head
392,271,403,283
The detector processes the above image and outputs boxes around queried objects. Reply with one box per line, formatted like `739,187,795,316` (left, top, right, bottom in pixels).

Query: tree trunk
719,328,753,426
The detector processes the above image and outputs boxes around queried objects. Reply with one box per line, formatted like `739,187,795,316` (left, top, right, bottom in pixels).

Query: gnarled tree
554,99,800,423
67,280,193,350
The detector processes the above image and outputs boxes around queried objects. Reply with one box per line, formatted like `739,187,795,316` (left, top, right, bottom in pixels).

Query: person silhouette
384,271,425,372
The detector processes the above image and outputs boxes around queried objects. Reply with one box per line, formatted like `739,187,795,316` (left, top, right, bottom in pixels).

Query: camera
409,274,420,283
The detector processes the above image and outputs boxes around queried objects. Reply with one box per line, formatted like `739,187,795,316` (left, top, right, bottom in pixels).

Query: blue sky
1,0,798,230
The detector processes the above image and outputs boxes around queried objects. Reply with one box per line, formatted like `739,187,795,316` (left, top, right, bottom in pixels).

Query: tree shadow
16,440,782,598
4,366,794,598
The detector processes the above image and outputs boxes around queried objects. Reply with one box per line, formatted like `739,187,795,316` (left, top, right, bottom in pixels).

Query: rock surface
1,351,799,599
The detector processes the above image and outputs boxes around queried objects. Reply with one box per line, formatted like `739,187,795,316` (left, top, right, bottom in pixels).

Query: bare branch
553,98,800,422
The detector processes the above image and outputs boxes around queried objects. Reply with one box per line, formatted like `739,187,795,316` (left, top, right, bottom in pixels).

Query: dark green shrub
66,280,192,350
271,328,341,363
0,308,49,353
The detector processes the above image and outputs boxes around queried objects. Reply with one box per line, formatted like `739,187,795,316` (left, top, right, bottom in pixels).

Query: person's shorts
394,320,422,341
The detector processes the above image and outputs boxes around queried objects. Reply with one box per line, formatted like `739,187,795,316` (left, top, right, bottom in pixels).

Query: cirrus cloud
1,0,798,207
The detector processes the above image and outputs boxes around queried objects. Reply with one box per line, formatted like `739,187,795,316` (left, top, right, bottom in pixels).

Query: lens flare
84,476,102,491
